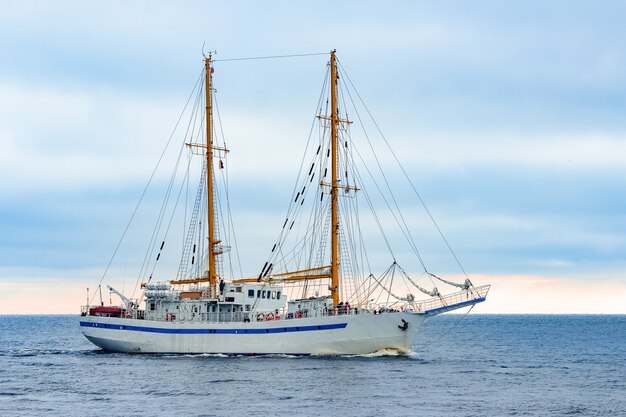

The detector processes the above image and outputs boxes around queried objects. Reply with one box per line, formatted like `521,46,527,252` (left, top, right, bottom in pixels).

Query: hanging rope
395,264,440,297
369,271,415,303
428,272,472,290
366,263,425,303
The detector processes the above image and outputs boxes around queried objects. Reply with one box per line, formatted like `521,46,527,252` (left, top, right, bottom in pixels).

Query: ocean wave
358,347,409,357
162,353,231,358
309,347,419,359
0,348,82,357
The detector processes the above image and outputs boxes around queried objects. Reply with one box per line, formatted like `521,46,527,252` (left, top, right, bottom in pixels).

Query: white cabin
143,281,285,323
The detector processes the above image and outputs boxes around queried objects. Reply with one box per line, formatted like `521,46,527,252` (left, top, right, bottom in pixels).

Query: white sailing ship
80,51,490,355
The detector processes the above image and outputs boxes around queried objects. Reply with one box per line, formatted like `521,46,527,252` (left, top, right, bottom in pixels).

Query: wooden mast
330,50,340,307
205,55,217,293
169,55,230,288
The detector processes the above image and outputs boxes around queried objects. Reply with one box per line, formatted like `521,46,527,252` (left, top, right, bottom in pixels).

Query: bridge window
277,291,281,300
271,291,276,299
262,290,267,299
248,289,254,297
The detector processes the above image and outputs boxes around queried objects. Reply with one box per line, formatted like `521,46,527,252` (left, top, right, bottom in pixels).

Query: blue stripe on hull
80,321,348,334
421,297,486,315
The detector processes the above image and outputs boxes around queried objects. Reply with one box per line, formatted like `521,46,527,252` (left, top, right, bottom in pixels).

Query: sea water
0,315,624,416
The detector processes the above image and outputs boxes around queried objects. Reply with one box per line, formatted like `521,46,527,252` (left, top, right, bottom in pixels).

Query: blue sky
1,1,626,313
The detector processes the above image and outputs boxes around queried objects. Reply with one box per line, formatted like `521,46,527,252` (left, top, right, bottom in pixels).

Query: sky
1,0,625,314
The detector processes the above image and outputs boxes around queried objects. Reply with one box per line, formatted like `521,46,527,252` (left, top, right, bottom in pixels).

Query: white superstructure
80,283,489,354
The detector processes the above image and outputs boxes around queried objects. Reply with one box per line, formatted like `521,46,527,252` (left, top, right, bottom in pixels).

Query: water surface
0,315,624,416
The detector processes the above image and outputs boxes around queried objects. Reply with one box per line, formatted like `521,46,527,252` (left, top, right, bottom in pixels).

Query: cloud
2,76,624,200
1,1,626,314
2,76,624,278
0,81,189,195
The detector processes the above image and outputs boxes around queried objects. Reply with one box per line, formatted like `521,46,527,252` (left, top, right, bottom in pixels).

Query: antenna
202,42,217,58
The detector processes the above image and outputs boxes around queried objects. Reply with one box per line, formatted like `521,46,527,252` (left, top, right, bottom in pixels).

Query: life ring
257,312,265,321
265,312,275,321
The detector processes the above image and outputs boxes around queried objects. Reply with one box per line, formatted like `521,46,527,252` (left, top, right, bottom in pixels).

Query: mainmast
205,55,217,293
330,50,340,307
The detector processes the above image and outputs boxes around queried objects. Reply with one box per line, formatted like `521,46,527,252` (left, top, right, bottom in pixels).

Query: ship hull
80,312,424,355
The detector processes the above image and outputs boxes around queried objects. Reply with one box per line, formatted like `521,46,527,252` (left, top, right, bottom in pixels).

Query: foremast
171,55,222,292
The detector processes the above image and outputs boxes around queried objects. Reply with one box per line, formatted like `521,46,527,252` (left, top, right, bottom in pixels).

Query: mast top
202,43,217,59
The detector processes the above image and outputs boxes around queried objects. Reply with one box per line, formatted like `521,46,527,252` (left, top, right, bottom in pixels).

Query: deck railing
412,284,491,313
81,285,490,323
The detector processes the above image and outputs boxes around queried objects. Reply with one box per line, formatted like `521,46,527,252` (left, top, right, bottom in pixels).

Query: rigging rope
91,70,203,305
395,265,440,297
135,77,207,290
143,156,193,290
213,52,328,62
337,58,471,281
338,64,429,277
261,65,330,275
412,304,476,352
214,92,244,279
368,266,415,303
